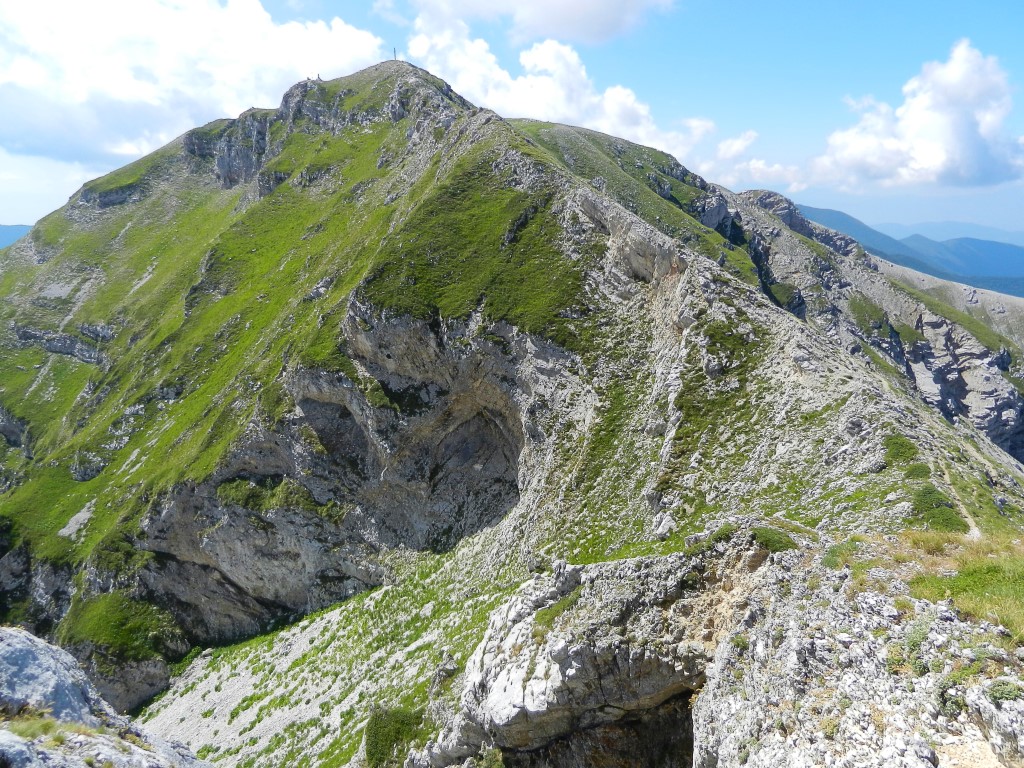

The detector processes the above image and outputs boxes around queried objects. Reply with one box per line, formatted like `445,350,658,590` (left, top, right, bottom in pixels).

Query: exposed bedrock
0,627,211,767
133,297,574,651
735,188,1024,463
416,542,767,768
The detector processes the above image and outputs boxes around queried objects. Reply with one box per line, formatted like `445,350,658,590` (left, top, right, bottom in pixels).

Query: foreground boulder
0,627,209,768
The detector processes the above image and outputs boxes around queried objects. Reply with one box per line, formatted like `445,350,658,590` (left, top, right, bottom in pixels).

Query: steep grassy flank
362,144,586,350
57,591,183,661
0,103,406,568
82,144,181,196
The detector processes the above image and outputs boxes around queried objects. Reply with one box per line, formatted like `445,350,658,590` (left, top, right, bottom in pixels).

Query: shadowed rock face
502,694,693,768
133,303,533,649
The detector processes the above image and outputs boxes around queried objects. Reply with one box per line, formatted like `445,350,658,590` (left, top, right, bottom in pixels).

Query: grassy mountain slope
0,62,733,673
3,63,1024,766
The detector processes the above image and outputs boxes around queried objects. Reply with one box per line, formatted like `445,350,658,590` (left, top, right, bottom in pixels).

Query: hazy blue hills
902,235,1024,278
794,204,933,268
798,204,1024,298
876,220,1024,247
0,225,30,248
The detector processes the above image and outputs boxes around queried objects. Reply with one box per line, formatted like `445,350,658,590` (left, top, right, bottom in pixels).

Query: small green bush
8,716,59,740
885,646,906,674
904,463,931,480
477,748,505,768
731,633,750,652
911,484,968,533
681,523,739,559
822,538,860,569
752,527,798,553
988,680,1024,703
883,434,918,465
216,476,319,513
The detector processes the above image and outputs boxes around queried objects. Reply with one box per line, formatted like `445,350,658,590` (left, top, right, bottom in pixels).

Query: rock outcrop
731,188,1024,462
0,627,209,768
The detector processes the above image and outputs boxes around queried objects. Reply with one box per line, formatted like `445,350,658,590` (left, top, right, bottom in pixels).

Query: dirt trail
940,463,981,540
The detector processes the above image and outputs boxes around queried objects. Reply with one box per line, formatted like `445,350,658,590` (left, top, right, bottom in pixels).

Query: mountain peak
4,63,1024,768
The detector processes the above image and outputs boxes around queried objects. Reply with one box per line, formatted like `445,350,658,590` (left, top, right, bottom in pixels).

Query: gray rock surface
0,627,111,725
735,188,1024,462
0,627,209,768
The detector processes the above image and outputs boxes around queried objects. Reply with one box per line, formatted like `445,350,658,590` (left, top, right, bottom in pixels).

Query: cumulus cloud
813,39,1024,188
717,130,758,161
0,147,102,224
411,0,672,44
0,1,382,115
408,18,714,161
0,1,382,165
697,156,805,194
0,0,383,220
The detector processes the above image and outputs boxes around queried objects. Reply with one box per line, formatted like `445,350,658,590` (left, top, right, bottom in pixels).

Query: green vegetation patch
904,462,931,480
823,537,862,569
912,558,1024,640
534,586,583,631
83,144,180,197
892,279,1018,359
361,147,586,350
910,484,968,533
216,476,320,513
849,293,891,337
768,282,800,309
57,591,183,662
751,526,798,553
989,680,1024,703
658,316,765,493
511,119,755,284
883,434,919,465
364,706,423,768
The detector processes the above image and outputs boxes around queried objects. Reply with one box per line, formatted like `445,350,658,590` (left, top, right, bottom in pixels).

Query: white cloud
813,39,1024,188
0,2,382,161
0,0,384,221
0,147,102,224
407,19,713,161
411,0,672,44
717,130,758,160
0,1,383,114
699,157,805,194
373,0,410,26
0,0,382,113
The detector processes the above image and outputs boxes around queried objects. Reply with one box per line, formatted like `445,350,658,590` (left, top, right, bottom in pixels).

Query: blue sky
1,0,1023,229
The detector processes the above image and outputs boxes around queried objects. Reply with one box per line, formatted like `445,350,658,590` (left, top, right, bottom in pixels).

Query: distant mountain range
798,204,1024,298
874,220,1024,247
0,225,30,248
